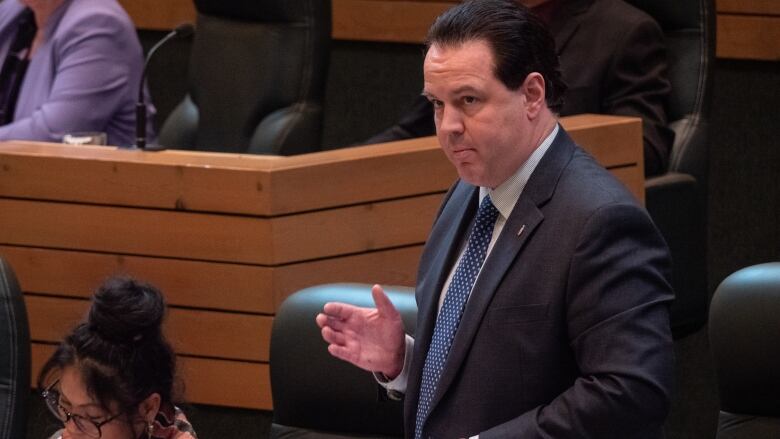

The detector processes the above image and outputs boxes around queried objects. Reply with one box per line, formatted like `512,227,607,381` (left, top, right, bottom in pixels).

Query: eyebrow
451,85,480,95
420,85,480,101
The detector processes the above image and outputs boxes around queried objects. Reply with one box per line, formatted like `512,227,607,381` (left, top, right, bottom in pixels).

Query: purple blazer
0,0,154,146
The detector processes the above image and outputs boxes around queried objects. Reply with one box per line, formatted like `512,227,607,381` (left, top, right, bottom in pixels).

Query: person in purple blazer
0,0,154,147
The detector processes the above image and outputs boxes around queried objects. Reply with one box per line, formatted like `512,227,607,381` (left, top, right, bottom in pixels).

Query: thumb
371,284,400,319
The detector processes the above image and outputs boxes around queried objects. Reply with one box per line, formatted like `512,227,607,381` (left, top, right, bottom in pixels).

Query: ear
137,392,161,424
521,72,547,118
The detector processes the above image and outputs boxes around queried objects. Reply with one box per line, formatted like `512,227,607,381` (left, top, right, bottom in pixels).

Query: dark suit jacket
405,128,675,438
364,0,674,176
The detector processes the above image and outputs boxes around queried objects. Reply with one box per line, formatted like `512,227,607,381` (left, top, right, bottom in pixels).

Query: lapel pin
517,224,526,236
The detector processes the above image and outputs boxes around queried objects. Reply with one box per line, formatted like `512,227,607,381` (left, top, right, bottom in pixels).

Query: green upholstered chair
709,263,780,438
269,284,416,438
0,256,30,439
626,0,716,338
159,0,331,155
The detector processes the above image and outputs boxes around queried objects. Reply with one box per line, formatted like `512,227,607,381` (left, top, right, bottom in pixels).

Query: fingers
372,284,400,320
320,325,347,346
328,343,357,364
316,313,350,333
322,327,360,366
322,301,354,319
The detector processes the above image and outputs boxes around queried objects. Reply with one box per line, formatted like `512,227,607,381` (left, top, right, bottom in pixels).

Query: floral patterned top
151,405,197,439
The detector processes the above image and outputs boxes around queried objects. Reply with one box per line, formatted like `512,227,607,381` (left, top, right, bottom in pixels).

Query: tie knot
477,195,499,224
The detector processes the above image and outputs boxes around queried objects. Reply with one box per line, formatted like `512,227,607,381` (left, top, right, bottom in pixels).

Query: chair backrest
709,262,780,438
270,284,416,438
628,0,715,339
625,0,715,181
159,0,331,155
0,257,30,439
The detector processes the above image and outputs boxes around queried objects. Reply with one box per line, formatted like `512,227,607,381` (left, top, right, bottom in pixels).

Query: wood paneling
118,0,196,30
332,0,453,43
26,295,272,361
269,194,439,263
2,113,643,409
273,245,425,307
559,114,644,167
717,0,780,15
0,245,423,313
0,195,437,265
717,15,780,61
177,355,271,409
0,199,272,263
32,344,272,409
0,245,274,313
0,139,452,215
118,0,779,60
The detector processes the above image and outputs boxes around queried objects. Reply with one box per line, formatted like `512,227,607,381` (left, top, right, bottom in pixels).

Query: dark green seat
159,0,331,155
626,0,716,338
0,256,29,439
709,263,780,438
269,284,416,438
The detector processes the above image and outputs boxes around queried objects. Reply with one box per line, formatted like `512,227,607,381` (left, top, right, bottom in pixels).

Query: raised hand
316,284,406,378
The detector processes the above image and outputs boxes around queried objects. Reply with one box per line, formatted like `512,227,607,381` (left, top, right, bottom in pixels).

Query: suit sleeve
0,12,139,143
600,18,675,176
482,202,675,438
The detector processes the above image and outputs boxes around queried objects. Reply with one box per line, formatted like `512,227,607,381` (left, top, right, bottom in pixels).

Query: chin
456,170,485,187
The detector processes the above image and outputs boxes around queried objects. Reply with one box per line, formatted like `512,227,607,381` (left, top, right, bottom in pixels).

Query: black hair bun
87,276,166,345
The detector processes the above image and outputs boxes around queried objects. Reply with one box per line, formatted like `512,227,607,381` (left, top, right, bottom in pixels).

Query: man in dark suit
317,1,674,437
364,0,674,176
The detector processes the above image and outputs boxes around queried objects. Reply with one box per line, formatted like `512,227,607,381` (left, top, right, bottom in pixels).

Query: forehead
423,40,499,93
59,366,94,405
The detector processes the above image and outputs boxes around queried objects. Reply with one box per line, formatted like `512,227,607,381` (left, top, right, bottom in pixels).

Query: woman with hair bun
37,277,196,439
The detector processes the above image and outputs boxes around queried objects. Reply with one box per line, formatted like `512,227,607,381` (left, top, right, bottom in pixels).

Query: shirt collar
479,123,559,220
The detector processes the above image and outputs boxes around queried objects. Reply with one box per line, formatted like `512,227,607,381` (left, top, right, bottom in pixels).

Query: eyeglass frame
41,380,124,438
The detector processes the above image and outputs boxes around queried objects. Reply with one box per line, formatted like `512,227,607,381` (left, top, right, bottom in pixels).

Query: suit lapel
416,182,479,333
423,128,578,419
427,198,544,413
406,182,479,431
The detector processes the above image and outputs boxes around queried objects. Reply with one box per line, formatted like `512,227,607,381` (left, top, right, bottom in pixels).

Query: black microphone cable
135,23,195,150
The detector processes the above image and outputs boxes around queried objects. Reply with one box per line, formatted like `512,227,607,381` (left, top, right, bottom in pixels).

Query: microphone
135,23,195,150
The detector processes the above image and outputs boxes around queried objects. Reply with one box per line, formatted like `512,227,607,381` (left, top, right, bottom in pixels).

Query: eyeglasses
41,380,123,438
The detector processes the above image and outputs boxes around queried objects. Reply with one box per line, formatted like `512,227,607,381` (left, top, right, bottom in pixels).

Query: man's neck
531,111,559,155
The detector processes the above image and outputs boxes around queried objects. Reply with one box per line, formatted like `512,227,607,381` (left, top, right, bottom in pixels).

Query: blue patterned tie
414,196,500,439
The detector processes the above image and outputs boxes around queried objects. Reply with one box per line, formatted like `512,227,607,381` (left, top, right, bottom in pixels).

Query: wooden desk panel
0,196,437,265
717,14,780,61
1,114,642,409
26,295,272,361
120,0,780,61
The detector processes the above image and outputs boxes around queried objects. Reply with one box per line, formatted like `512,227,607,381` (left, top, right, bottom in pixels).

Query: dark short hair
38,277,178,418
425,0,567,111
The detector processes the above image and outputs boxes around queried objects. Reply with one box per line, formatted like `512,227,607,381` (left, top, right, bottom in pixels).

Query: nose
61,417,81,437
61,424,75,438
437,105,464,137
